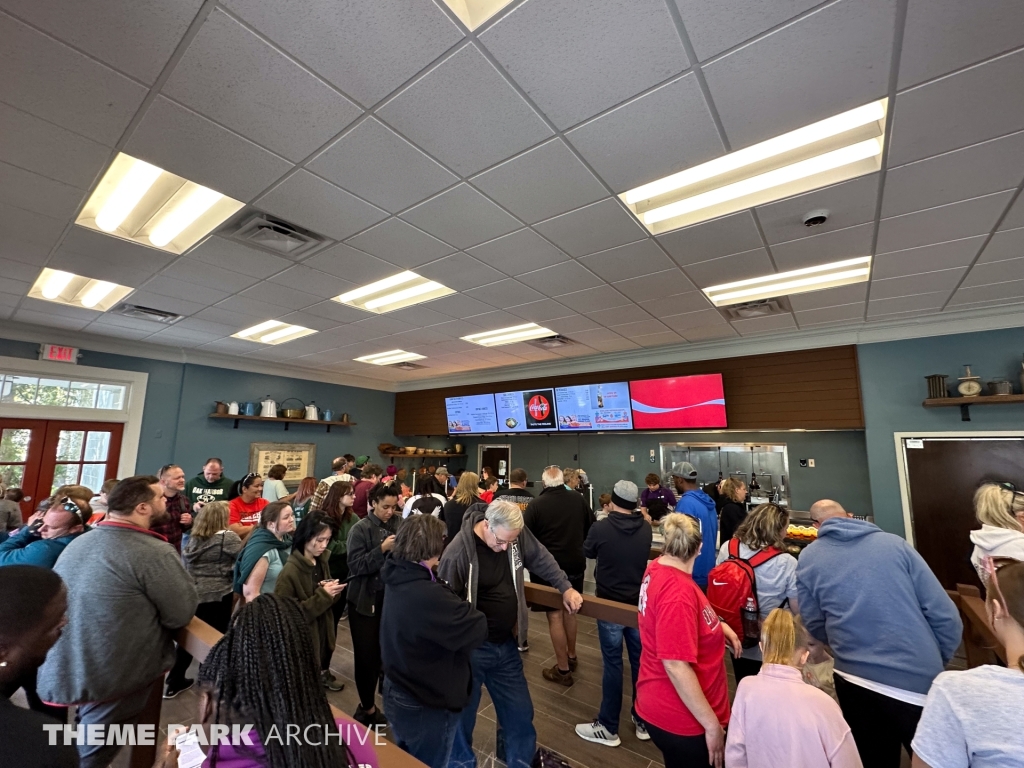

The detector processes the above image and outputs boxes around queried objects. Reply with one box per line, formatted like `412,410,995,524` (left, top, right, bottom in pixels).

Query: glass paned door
0,419,46,521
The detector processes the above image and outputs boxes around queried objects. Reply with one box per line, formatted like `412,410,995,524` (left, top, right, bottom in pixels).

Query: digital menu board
495,388,558,432
555,382,633,431
445,394,498,434
629,374,727,429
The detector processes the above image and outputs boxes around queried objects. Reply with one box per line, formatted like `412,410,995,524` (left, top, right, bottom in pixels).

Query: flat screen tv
555,382,632,431
629,374,727,429
445,394,498,434
495,388,558,432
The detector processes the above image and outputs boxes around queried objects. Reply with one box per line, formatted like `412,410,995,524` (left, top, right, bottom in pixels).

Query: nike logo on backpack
712,580,728,586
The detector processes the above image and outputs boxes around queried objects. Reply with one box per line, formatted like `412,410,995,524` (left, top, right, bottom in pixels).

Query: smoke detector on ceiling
527,334,572,349
227,214,324,258
110,303,182,324
718,297,792,321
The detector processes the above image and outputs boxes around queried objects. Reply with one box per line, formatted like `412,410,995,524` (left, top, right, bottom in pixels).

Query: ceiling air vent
228,214,324,258
527,334,572,349
111,303,182,324
717,297,792,321
391,361,427,371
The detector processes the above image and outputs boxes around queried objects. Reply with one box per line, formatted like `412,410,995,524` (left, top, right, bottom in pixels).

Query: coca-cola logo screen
629,374,727,429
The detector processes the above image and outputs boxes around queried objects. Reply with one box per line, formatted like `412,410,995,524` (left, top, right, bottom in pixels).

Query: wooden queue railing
948,584,1006,667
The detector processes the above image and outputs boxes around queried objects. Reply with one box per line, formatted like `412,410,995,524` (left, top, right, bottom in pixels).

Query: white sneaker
575,721,621,747
633,717,650,741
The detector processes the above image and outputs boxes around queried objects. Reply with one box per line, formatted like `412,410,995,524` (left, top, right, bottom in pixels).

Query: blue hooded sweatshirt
0,526,87,568
675,489,718,587
796,517,962,695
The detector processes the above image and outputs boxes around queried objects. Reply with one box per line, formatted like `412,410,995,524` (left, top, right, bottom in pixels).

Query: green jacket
274,549,339,668
326,512,359,574
187,473,234,507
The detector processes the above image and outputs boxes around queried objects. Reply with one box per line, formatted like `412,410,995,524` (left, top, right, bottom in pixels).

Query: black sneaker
518,642,529,652
163,678,194,699
321,671,344,692
353,705,385,728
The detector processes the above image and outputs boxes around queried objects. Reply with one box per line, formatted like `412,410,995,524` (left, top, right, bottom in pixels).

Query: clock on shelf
957,365,982,397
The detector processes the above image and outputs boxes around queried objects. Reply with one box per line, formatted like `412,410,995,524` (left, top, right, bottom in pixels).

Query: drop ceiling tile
518,260,604,296
0,257,39,285
125,96,293,203
566,74,724,193
0,202,67,266
683,248,775,288
584,303,653,326
787,282,868,311
0,161,86,221
385,305,452,328
401,184,521,249
703,0,895,149
979,227,1024,264
465,309,529,330
140,275,231,306
50,227,174,285
898,0,1024,89
533,198,647,258
867,290,948,315
308,118,457,213
771,222,874,272
192,305,266,329
0,101,111,190
673,0,821,61
506,298,574,321
468,229,569,276
417,252,506,292
390,327,452,347
872,237,986,279
13,308,92,331
238,281,319,311
644,292,716,317
756,174,880,244
0,281,28,302
256,171,387,241
870,267,966,300
481,0,688,130
272,265,355,299
658,211,763,266
661,308,729,332
544,313,601,333
148,327,227,346
303,300,371,325
343,218,454,269
634,331,686,348
84,320,159,341
795,302,867,326
300,244,395,283
426,294,493,319
377,44,552,176
682,324,738,342
882,130,1024,218
1001,196,1024,231
731,313,797,335
586,336,641,353
876,191,1014,253
889,47,1024,166
189,236,292,278
614,269,696,302
608,318,672,337
557,284,632,312
464,279,545,309
947,280,1024,306
19,297,102,321
195,336,270,355
0,12,147,145
570,327,631,345
115,289,207,317
962,257,1024,287
159,256,261,293
173,316,243,336
428,336,479,353
580,240,675,283
471,139,607,224
270,309,341,332
221,0,463,106
349,314,416,340
163,9,361,161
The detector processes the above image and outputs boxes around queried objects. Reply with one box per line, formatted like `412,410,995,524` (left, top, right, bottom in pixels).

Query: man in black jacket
492,468,534,510
523,466,594,686
575,480,653,747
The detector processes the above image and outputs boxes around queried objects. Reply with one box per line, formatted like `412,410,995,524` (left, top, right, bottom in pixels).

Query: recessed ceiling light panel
76,152,245,254
28,268,134,311
232,320,317,345
354,350,426,365
703,257,872,307
622,99,888,234
440,0,517,30
462,323,557,347
335,271,454,314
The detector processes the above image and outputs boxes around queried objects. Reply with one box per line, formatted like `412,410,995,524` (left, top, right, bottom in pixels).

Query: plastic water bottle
741,597,760,648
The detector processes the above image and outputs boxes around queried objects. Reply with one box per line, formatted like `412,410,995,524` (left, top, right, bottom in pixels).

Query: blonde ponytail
761,608,810,666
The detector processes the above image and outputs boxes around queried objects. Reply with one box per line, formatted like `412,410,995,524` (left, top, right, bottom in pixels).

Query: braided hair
197,594,356,768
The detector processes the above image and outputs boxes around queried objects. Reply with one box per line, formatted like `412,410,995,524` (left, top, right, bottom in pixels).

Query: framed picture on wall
248,442,316,488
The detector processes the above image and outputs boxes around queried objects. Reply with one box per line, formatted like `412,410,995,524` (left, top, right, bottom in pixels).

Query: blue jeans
597,619,642,734
449,638,536,768
383,677,461,768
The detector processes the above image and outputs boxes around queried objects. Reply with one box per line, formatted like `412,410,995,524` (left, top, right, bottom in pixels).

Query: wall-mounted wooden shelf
380,450,465,459
923,394,1024,421
209,413,356,432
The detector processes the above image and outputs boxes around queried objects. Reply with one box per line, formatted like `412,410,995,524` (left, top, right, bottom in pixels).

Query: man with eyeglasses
439,499,584,768
0,496,87,568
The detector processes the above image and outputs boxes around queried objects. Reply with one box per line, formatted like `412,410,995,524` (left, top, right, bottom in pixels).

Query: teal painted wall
0,337,397,482
858,326,1024,536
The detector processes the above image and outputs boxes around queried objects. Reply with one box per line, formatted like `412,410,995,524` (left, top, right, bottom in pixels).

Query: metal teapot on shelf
322,408,335,422
259,396,278,418
227,401,240,415
305,401,319,420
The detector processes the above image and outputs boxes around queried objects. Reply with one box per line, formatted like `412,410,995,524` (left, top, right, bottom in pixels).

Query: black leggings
834,674,922,768
348,602,382,710
167,594,234,686
645,721,709,768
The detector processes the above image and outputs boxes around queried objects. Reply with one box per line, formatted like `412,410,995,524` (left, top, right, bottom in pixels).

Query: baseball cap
355,455,369,466
612,480,638,504
671,462,698,481
435,466,449,476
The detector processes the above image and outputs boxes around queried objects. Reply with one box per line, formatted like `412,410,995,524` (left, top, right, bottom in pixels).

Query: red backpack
706,538,784,644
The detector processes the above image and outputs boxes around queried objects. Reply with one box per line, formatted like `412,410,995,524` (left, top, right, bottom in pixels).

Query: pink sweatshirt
725,665,862,768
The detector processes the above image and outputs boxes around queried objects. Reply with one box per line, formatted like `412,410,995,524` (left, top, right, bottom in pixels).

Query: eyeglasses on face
487,522,516,547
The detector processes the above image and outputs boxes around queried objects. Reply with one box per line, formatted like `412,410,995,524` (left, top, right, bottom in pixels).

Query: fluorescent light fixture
703,257,872,307
29,268,134,311
439,0,517,30
232,320,317,345
622,99,888,234
76,152,245,254
354,350,426,366
335,271,454,314
462,323,557,347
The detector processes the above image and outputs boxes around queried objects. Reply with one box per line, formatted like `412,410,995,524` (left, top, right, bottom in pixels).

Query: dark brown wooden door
0,419,47,519
904,437,1024,590
478,445,511,486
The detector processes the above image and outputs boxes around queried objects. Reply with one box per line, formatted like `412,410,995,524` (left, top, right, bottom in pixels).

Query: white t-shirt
912,665,1024,768
402,493,446,519
262,478,289,502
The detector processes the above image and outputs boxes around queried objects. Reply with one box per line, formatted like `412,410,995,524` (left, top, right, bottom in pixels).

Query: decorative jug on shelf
322,409,334,422
305,402,319,420
242,401,258,416
228,401,239,415
260,397,277,418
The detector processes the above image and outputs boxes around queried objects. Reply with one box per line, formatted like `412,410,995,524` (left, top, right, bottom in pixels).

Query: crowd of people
2,454,1023,768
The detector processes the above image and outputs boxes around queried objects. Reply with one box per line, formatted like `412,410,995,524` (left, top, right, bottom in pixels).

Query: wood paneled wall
394,345,864,435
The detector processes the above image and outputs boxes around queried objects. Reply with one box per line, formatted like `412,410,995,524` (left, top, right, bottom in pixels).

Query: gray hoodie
438,503,571,648
183,530,243,603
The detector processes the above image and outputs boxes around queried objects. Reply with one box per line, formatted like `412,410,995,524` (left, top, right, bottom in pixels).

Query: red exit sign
39,344,79,363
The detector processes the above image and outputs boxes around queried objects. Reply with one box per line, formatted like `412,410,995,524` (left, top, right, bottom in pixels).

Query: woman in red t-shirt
228,473,268,540
636,513,742,768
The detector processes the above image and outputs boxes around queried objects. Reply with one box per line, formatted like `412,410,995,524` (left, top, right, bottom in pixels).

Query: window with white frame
0,374,128,410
